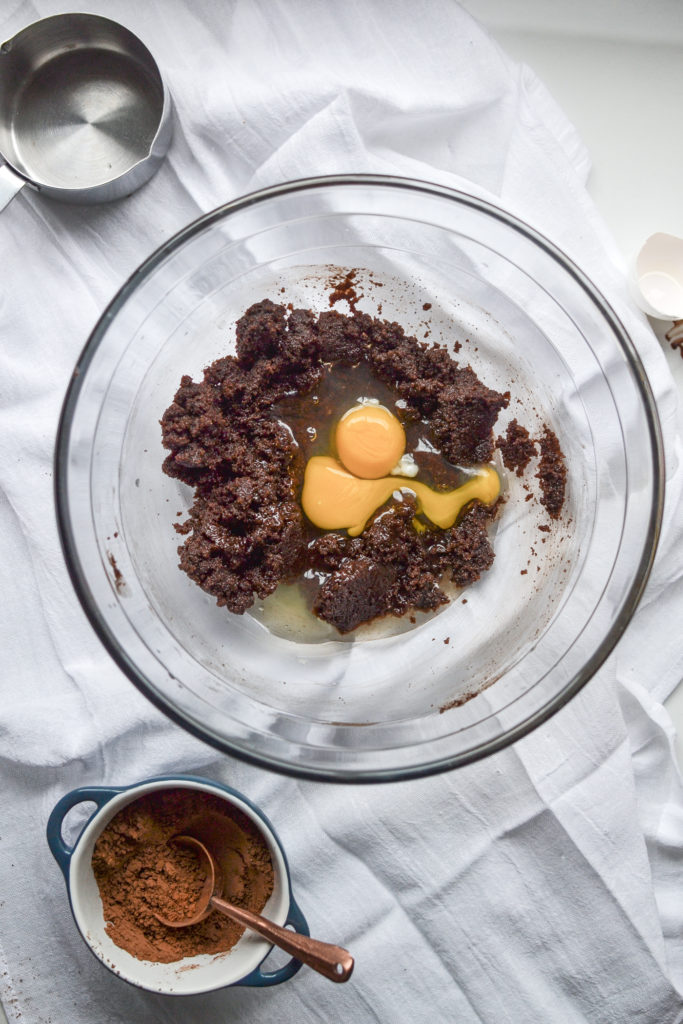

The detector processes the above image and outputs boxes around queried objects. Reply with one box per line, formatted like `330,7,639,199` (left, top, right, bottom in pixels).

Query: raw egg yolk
335,405,406,479
302,457,500,537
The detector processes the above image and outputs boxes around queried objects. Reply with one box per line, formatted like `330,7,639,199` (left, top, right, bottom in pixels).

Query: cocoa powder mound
91,789,274,964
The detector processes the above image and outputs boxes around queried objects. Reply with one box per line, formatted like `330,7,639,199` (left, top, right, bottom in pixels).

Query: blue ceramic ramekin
47,774,309,995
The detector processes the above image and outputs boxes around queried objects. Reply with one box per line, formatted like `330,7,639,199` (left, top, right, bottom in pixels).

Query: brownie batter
536,425,567,519
497,420,536,477
92,789,274,964
161,299,558,634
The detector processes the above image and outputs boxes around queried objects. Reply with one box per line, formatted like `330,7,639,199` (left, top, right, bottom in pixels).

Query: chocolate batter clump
497,419,537,477
92,789,274,964
161,300,525,633
536,425,567,519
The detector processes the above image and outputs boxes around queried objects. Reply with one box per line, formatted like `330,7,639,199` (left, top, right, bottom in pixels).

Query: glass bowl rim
53,172,665,783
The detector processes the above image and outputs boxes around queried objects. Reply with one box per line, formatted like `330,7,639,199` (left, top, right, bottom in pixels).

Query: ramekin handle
235,897,311,987
46,786,122,879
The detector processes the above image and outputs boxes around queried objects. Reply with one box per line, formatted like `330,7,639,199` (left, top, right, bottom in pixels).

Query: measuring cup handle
46,786,122,879
235,897,310,987
0,164,25,212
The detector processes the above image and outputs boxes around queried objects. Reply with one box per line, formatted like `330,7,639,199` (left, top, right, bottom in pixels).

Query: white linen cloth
1,1,682,1021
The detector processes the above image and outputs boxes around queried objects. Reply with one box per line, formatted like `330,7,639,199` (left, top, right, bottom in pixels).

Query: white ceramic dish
46,776,308,994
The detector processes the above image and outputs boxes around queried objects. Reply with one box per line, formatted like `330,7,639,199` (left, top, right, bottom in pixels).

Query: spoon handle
210,896,354,983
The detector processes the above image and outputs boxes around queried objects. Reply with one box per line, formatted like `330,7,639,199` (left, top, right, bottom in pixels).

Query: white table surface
2,5,682,1022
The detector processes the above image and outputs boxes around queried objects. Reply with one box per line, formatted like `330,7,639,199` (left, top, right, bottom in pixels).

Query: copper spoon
153,835,354,983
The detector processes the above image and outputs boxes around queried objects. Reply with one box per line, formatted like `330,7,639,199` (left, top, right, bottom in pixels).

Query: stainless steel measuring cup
0,13,173,211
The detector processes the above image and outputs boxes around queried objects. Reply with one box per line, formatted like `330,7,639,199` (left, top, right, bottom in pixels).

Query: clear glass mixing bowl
55,175,664,782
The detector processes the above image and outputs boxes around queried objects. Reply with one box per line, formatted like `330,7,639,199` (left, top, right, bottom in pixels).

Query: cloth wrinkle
296,788,527,1024
510,738,673,976
302,795,476,984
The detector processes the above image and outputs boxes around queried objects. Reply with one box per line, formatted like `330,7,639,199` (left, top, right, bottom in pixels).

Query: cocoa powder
91,789,274,963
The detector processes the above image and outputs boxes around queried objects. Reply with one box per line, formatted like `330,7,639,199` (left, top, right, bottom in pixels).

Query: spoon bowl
155,834,218,927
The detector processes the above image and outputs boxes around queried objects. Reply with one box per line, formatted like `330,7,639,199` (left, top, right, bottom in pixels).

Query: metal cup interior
0,13,170,200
